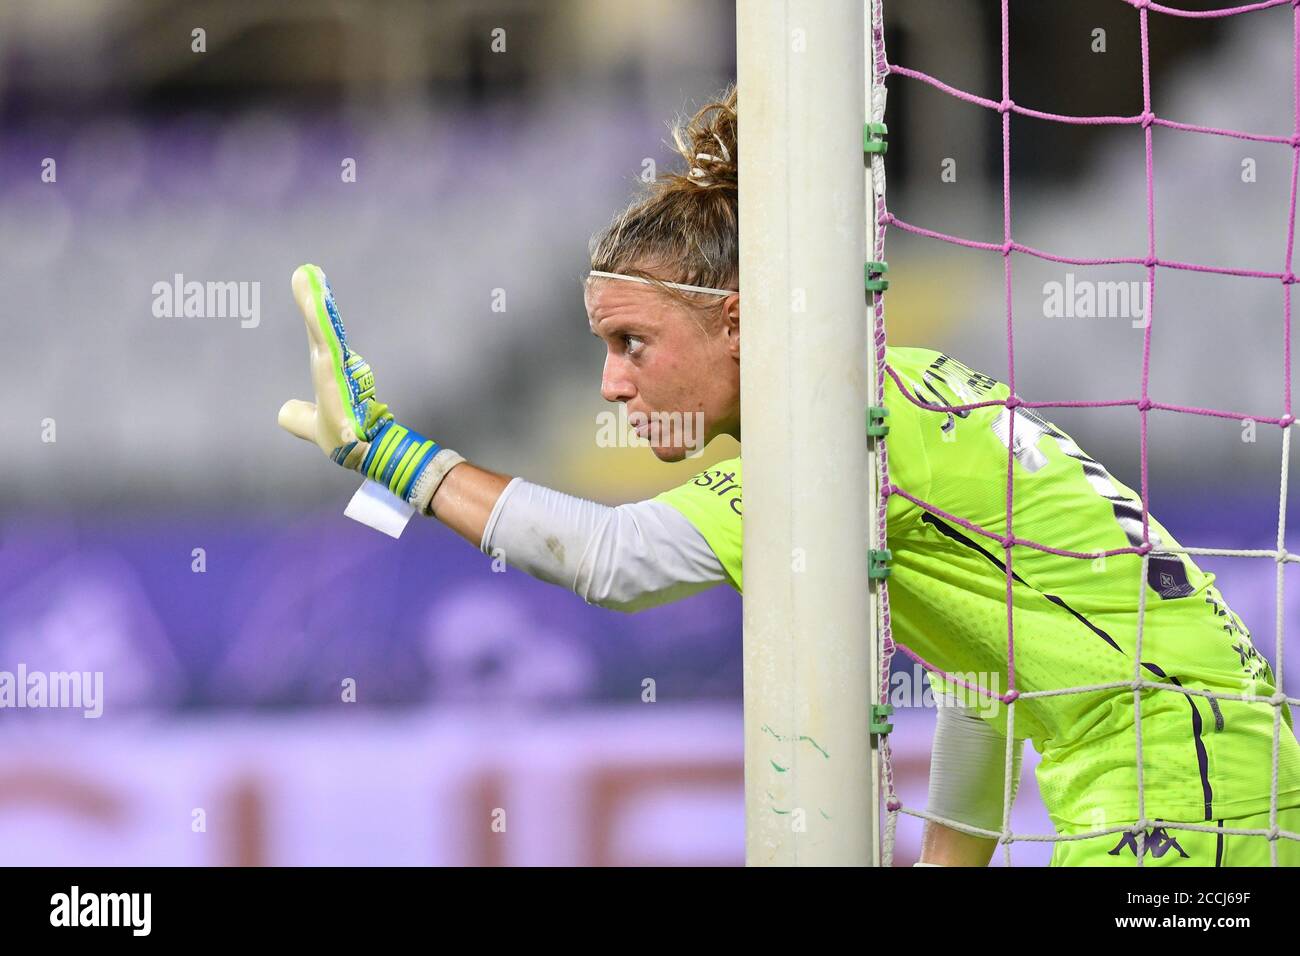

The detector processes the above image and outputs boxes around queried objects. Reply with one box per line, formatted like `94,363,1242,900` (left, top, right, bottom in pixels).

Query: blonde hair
587,84,738,321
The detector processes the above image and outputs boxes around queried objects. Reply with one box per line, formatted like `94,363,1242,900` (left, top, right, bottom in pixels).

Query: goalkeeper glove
278,264,464,513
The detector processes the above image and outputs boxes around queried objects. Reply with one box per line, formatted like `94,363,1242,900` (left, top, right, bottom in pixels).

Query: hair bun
587,83,740,307
670,83,737,191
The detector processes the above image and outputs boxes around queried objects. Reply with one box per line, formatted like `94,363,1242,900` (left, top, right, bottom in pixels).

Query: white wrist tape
346,447,465,537
411,447,467,514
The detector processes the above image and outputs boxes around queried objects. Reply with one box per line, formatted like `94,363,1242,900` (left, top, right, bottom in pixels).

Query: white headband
587,270,737,297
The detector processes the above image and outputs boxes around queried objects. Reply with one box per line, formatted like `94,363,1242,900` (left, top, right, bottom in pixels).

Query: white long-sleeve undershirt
927,693,1026,834
479,477,729,612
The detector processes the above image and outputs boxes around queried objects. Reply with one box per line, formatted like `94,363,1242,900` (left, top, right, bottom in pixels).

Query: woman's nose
601,356,635,403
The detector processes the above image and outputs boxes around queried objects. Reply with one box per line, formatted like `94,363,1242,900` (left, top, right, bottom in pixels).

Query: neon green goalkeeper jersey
656,345,1300,828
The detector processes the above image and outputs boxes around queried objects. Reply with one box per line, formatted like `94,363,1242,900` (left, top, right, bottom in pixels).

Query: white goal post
737,0,883,865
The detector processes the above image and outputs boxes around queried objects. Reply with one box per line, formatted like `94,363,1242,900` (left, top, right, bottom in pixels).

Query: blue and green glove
278,264,464,513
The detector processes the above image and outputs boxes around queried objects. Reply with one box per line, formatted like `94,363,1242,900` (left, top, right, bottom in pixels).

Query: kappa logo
1107,825,1190,860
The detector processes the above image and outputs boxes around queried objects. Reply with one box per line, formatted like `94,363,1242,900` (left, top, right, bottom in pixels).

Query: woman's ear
723,294,740,356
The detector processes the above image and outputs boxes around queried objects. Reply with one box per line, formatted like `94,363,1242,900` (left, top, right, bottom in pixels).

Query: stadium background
0,0,1295,864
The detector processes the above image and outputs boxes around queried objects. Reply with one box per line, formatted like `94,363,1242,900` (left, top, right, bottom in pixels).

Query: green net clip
868,548,892,580
867,404,890,438
863,121,889,155
870,703,895,736
865,260,889,292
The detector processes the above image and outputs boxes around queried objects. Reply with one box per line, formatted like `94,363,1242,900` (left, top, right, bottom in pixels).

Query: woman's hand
278,263,462,512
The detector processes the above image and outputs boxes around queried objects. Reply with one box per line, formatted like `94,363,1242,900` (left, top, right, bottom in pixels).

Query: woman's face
585,276,741,462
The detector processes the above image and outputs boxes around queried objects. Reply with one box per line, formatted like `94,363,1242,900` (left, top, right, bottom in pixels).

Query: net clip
868,548,892,580
867,405,890,438
863,121,889,155
865,260,890,292
870,703,895,736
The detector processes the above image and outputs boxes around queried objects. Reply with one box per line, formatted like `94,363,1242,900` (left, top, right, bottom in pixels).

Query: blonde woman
280,85,1300,866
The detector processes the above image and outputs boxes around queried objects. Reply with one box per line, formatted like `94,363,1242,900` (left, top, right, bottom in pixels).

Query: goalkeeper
279,84,1300,866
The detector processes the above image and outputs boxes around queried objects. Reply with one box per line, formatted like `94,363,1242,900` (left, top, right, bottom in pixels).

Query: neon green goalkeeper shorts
1049,805,1300,866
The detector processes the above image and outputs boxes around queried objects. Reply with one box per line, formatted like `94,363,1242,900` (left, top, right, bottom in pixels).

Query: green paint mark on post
801,737,830,759
759,724,830,759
